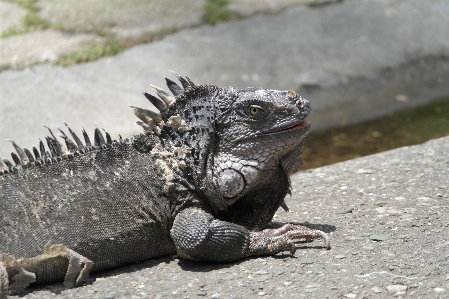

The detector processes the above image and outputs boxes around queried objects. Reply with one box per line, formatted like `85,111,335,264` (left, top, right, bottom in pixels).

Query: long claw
319,231,331,249
280,200,289,212
290,243,296,256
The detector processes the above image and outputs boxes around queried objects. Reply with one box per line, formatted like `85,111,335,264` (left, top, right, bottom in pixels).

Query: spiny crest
132,71,218,133
0,124,121,176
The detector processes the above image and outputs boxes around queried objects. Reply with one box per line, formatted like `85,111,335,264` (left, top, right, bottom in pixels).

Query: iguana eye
249,105,262,116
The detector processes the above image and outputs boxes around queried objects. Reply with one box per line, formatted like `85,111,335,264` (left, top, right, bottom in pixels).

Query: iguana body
0,73,329,297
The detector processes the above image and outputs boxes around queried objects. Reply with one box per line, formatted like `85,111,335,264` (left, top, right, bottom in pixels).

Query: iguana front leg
1,243,93,295
171,208,329,262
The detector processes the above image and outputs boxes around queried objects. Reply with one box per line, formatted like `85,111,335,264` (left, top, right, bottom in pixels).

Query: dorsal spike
170,70,190,89
43,125,57,140
24,148,35,162
135,121,152,132
185,76,195,87
102,129,112,144
150,85,175,106
32,147,40,160
51,136,63,157
58,127,78,152
0,157,6,172
57,127,69,141
82,128,91,147
165,77,183,96
38,139,46,157
45,136,57,157
64,122,84,149
3,158,13,168
130,106,161,124
10,152,21,166
6,139,29,164
44,125,64,155
58,134,77,152
143,92,168,112
94,127,105,146
118,134,123,141
150,84,170,97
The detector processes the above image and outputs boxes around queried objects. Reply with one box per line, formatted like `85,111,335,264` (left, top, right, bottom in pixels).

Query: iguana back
1,134,175,274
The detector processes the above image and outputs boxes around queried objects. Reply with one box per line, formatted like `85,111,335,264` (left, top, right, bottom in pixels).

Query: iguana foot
2,243,93,295
248,224,330,257
45,243,94,289
0,254,36,296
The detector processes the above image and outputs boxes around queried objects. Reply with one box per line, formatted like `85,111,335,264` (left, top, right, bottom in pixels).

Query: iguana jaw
263,119,310,135
254,119,310,138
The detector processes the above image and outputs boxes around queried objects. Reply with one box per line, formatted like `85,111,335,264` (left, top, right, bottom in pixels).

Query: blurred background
1,0,448,168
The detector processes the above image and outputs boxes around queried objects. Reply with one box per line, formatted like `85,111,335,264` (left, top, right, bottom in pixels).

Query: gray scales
0,73,329,297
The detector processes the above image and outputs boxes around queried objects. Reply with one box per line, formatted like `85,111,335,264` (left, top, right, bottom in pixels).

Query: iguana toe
249,224,330,257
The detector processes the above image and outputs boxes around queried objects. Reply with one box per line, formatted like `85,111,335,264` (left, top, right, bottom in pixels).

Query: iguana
0,72,329,297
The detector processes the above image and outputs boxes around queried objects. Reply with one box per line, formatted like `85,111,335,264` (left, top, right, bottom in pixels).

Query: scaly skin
0,73,329,296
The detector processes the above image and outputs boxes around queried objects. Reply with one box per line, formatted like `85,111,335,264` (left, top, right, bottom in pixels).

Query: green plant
11,0,35,10
1,26,27,38
1,11,50,38
23,11,49,30
55,36,125,66
204,0,240,25
307,0,342,8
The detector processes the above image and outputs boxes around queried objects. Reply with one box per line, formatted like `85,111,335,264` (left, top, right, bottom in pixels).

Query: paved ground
7,135,449,299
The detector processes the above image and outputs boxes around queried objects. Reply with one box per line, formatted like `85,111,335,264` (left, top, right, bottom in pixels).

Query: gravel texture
8,136,449,298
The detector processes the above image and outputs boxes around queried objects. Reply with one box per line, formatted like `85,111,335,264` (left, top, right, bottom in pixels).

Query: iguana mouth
264,120,310,135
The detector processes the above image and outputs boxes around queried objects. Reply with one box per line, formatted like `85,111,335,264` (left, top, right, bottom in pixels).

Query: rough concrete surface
36,0,206,41
0,30,102,69
228,0,336,16
1,0,449,155
0,1,28,34
7,135,449,298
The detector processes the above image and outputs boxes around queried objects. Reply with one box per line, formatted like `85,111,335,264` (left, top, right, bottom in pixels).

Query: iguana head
133,73,310,213
215,87,310,158
210,86,310,210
